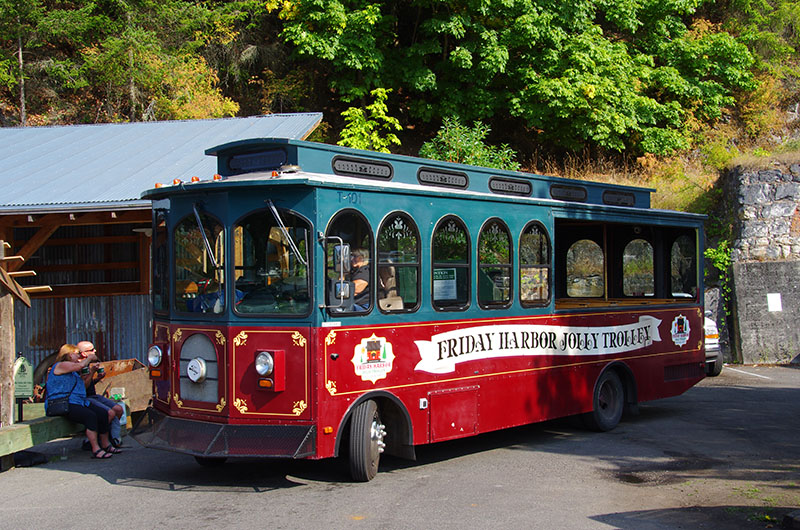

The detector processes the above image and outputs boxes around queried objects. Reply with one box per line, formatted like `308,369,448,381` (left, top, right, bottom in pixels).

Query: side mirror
334,281,351,299
334,244,351,274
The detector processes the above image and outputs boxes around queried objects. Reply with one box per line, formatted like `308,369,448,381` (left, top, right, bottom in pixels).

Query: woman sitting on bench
46,344,119,459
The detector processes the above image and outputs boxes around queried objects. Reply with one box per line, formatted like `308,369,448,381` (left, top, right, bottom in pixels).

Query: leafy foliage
338,87,401,152
0,0,238,124
705,240,732,316
270,0,756,155
419,117,520,170
0,0,793,169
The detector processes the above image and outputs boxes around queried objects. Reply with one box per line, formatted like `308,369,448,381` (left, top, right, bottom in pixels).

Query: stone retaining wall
727,165,800,363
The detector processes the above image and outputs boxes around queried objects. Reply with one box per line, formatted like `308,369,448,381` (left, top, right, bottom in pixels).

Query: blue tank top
46,362,89,408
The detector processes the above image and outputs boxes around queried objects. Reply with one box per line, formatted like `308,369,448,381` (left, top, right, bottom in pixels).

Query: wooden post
0,241,14,429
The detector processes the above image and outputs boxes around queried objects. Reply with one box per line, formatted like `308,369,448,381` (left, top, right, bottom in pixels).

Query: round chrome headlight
148,345,163,367
255,351,274,376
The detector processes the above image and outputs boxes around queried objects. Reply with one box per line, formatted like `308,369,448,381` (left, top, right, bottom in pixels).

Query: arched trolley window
520,222,551,306
478,218,512,308
173,211,225,314
233,208,311,315
566,239,604,298
377,213,420,313
432,216,470,311
326,210,373,314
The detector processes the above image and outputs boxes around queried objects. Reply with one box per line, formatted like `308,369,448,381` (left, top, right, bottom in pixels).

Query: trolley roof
143,138,703,223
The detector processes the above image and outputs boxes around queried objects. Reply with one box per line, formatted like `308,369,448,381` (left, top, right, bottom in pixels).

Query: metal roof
0,113,322,213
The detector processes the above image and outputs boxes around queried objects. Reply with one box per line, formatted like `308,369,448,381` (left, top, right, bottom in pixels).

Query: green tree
419,117,520,170
0,0,44,125
338,87,401,152
0,0,239,124
272,0,756,155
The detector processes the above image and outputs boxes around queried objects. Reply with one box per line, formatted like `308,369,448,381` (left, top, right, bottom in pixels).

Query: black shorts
66,401,110,434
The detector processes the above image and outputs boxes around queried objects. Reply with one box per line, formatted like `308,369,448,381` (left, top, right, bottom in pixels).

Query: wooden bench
0,403,83,471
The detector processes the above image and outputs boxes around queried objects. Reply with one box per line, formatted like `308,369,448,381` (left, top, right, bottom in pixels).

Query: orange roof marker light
191,176,200,182
173,178,182,185
154,183,163,188
213,174,222,181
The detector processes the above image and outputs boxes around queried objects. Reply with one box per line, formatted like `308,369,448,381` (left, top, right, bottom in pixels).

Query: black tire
194,456,227,467
706,357,723,377
349,400,385,482
584,370,624,432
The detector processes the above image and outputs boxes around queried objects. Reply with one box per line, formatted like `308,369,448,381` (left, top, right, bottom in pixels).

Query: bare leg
86,429,101,453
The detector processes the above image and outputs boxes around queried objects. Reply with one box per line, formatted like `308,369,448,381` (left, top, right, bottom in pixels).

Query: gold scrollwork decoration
233,397,248,414
325,330,336,345
326,380,337,395
216,397,227,412
215,330,226,346
173,393,183,408
233,331,248,347
292,331,307,347
292,400,307,416
173,329,183,343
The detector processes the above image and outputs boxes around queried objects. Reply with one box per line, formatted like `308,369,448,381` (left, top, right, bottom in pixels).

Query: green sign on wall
13,357,34,398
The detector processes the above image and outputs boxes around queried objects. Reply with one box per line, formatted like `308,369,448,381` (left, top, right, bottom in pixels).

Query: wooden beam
7,271,35,277
7,223,58,272
1,209,151,228
1,240,17,427
0,267,31,307
22,286,52,293
27,282,144,298
15,235,140,247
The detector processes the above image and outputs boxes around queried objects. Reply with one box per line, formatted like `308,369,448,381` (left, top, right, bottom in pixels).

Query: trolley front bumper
131,408,316,459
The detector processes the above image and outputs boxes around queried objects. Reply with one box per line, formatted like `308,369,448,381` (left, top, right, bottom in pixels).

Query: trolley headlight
255,351,274,376
148,345,163,367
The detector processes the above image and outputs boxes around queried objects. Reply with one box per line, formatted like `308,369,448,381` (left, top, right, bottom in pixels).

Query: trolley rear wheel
349,400,385,482
584,370,624,432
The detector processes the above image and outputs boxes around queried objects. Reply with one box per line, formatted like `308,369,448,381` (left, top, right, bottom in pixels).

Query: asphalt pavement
0,365,798,529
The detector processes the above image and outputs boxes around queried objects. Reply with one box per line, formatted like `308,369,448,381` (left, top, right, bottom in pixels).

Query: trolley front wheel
349,400,385,482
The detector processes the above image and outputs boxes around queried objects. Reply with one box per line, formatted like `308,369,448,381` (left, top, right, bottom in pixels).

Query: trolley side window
520,221,551,307
432,215,470,311
153,211,168,314
378,212,420,313
326,210,373,314
623,239,654,297
670,233,697,299
233,209,311,315
566,239,605,298
173,212,225,314
478,218,512,309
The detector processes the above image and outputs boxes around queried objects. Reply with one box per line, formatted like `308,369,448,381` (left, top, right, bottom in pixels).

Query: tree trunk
17,20,26,127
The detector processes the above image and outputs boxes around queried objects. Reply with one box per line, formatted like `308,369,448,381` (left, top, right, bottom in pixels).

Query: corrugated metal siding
14,295,151,372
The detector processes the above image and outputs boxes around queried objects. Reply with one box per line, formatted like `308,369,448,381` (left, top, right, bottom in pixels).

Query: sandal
92,449,112,459
105,445,122,454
